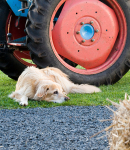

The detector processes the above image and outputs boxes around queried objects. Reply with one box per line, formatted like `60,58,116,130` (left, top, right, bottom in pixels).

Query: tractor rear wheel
0,0,34,80
26,0,130,85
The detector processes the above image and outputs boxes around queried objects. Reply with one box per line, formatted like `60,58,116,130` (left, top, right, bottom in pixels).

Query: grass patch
0,70,130,109
22,58,35,64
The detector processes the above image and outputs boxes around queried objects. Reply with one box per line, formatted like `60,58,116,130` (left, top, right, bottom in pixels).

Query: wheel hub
80,24,94,40
52,0,119,69
74,17,101,46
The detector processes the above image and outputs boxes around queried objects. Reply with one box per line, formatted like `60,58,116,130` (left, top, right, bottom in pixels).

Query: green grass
0,70,130,109
22,58,34,64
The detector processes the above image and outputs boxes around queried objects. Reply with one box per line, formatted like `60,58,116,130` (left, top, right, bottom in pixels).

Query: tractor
0,0,130,86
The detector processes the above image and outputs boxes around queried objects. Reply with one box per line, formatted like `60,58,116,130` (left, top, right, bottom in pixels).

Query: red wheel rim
49,0,127,75
6,11,35,66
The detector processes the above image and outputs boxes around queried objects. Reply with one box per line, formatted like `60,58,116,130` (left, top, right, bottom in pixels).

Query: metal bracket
18,0,28,13
0,41,15,53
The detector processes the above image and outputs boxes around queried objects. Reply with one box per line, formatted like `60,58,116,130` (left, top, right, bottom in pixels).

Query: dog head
35,83,70,103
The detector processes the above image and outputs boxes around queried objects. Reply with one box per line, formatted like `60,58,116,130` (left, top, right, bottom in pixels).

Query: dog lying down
9,66,101,105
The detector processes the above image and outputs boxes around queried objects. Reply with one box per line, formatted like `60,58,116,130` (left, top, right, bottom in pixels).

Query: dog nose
64,96,70,101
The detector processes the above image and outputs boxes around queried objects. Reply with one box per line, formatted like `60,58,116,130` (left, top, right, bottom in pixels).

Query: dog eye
54,91,58,94
46,88,49,91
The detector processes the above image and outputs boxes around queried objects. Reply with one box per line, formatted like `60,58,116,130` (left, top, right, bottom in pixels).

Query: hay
107,93,130,150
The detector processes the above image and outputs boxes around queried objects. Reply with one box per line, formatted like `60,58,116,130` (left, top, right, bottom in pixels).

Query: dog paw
19,101,28,106
94,87,102,93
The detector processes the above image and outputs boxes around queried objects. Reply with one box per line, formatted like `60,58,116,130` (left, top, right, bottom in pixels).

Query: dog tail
70,84,101,94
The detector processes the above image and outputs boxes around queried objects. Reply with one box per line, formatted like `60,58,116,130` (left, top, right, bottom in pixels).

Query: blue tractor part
6,0,32,17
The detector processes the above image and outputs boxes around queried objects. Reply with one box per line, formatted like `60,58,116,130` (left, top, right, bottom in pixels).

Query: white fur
9,66,101,105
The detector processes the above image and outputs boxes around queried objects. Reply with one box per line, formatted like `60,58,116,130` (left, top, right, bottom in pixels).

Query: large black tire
26,0,130,86
0,0,26,80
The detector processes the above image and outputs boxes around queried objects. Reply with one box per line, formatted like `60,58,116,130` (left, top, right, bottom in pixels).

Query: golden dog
9,66,101,105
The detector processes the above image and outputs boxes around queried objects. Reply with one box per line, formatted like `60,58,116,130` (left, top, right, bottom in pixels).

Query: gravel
0,106,114,150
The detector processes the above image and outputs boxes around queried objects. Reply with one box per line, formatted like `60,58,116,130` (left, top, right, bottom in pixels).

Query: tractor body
0,0,130,85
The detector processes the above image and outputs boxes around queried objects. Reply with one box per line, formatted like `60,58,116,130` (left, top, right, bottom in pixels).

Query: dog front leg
19,95,28,106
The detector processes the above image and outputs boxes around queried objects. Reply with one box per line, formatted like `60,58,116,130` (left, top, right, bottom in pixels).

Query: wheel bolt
95,29,99,33
90,21,93,24
81,22,84,25
82,40,85,43
91,39,95,42
76,31,80,34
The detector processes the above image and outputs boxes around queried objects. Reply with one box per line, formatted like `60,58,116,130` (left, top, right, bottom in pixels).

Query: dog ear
34,84,49,99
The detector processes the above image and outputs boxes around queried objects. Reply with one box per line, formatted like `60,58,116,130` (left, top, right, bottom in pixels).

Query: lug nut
90,21,93,24
76,31,80,34
91,39,95,42
95,29,99,33
81,22,84,25
82,40,85,43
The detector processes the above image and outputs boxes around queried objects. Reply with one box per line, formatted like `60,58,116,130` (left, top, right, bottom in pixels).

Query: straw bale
107,93,130,150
